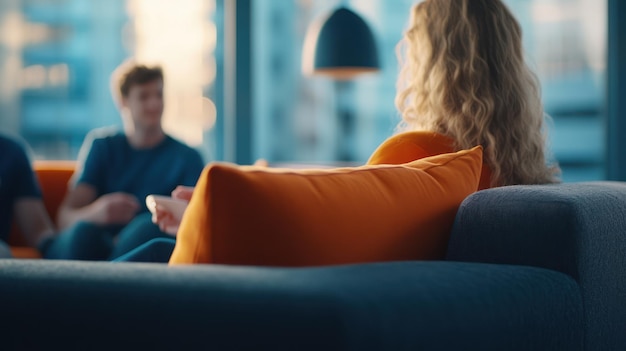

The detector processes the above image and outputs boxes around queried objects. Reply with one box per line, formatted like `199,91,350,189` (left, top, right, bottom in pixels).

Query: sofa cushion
169,146,483,266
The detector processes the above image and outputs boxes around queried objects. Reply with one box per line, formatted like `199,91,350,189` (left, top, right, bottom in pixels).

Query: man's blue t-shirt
0,135,42,241
73,128,205,214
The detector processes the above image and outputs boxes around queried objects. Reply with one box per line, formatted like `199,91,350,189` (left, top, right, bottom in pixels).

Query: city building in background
0,0,127,159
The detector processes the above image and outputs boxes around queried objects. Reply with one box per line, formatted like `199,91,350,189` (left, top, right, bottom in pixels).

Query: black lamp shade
303,7,381,79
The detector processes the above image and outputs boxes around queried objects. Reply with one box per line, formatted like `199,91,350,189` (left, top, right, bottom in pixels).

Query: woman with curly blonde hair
368,0,560,188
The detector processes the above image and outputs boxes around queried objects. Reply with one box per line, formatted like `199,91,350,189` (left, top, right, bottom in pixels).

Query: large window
0,0,608,183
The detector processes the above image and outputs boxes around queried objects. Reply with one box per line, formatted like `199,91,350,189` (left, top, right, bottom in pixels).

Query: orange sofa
8,161,75,258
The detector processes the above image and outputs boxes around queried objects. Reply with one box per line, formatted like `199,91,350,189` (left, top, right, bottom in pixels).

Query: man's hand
90,192,140,225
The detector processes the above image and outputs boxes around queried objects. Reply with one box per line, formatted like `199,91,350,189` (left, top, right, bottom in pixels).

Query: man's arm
56,183,98,230
5,135,54,248
57,184,140,230
13,198,55,248
56,129,138,230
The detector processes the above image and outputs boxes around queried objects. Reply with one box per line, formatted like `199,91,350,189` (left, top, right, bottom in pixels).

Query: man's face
122,79,164,130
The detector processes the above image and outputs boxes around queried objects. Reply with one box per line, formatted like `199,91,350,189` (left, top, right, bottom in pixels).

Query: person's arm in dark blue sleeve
12,142,41,198
11,142,56,248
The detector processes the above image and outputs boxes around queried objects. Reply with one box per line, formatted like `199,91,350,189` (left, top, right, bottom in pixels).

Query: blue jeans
112,238,176,263
43,213,172,261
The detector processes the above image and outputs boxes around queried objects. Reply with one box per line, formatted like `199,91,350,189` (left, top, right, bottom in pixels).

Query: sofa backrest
8,161,75,246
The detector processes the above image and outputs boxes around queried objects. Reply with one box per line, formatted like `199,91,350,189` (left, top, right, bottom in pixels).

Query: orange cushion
32,161,75,221
169,146,483,267
9,247,42,259
368,131,493,190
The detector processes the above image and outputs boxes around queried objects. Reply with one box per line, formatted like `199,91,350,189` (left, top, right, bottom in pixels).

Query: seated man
45,60,204,260
0,134,56,258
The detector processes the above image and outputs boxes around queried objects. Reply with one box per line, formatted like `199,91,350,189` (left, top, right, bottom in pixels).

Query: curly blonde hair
396,0,560,186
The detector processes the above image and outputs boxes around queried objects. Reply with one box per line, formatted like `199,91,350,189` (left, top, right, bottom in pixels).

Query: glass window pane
505,0,607,182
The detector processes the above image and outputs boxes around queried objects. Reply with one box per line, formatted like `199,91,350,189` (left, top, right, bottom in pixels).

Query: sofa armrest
0,260,581,351
446,181,626,351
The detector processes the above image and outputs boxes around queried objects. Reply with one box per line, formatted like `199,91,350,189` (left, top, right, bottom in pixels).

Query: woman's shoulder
367,131,455,165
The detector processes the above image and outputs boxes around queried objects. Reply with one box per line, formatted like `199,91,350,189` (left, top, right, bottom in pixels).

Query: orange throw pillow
367,131,456,165
169,146,483,267
368,131,493,190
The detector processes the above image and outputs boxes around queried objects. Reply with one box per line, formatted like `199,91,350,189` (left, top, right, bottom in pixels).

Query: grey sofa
1,182,625,350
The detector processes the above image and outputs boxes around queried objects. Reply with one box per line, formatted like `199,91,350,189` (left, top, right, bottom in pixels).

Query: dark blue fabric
44,213,171,260
0,134,41,241
447,181,626,351
108,214,174,259
0,260,582,351
43,221,114,260
112,237,175,263
74,127,204,213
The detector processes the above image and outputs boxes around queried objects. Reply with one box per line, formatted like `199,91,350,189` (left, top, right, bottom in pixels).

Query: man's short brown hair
110,59,164,106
